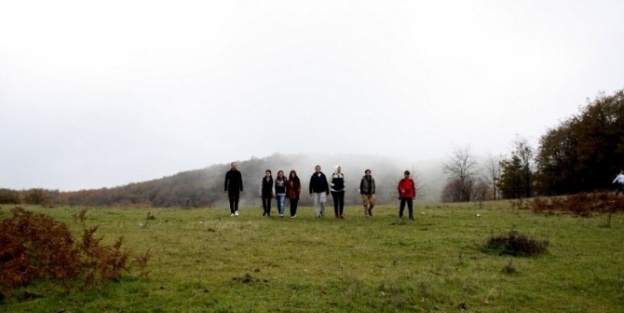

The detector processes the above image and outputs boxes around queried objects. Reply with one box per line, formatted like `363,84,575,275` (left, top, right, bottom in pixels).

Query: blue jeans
276,194,286,215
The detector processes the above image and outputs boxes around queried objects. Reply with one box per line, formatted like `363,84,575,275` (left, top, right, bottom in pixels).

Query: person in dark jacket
260,170,274,216
287,170,301,218
330,165,346,218
359,169,376,217
309,165,329,218
224,162,243,217
397,170,416,220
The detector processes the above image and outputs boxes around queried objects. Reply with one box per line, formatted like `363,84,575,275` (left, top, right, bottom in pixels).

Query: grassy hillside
2,202,624,312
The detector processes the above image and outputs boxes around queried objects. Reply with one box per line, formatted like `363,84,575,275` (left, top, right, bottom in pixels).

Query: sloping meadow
1,201,623,313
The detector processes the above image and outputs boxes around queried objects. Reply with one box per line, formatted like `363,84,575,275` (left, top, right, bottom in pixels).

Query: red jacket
397,178,416,199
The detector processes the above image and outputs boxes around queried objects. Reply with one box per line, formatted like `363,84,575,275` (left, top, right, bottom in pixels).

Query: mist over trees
441,145,479,202
2,89,623,206
2,154,441,208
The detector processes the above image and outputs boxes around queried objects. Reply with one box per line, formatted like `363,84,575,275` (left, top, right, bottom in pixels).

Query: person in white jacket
613,170,624,195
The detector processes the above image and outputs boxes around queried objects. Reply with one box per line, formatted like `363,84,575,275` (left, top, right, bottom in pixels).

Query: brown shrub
0,207,150,300
511,192,624,217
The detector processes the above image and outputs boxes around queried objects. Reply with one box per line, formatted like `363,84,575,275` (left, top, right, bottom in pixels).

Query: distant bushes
0,189,20,205
482,230,549,257
512,192,624,217
0,207,150,301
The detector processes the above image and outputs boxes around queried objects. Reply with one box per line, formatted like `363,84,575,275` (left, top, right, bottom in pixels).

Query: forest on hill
1,89,623,207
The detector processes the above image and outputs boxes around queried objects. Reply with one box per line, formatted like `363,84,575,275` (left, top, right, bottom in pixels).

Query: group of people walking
223,162,417,219
225,165,624,219
259,169,301,218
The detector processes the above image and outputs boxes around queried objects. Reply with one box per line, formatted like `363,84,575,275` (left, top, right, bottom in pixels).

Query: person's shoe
280,214,284,218
230,213,235,217
340,214,344,219
368,209,372,216
235,211,239,216
291,215,296,219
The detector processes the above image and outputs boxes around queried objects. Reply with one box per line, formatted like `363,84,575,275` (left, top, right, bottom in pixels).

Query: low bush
0,207,150,300
482,230,549,257
512,192,624,217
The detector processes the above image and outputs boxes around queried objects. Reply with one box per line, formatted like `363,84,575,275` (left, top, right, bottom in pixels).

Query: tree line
441,89,624,201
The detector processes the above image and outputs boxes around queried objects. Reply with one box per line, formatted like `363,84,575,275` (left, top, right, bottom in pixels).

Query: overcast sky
1,1,623,191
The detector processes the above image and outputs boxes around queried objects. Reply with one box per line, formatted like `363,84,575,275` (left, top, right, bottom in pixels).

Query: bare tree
483,154,503,200
443,145,478,202
471,177,493,202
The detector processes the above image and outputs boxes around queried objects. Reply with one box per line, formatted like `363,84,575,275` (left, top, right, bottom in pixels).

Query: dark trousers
289,198,299,216
228,192,239,214
331,191,345,216
399,198,413,218
262,196,272,216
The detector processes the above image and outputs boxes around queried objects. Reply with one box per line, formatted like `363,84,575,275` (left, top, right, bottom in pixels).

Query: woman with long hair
287,170,301,218
275,170,288,217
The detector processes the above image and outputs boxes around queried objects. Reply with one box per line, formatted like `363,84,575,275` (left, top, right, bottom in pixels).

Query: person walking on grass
275,170,288,217
224,162,243,217
287,170,301,218
260,170,274,216
309,165,329,218
330,165,346,219
613,169,624,196
397,170,416,220
359,169,376,217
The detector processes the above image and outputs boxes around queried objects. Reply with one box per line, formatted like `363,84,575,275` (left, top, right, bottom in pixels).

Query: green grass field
2,202,624,313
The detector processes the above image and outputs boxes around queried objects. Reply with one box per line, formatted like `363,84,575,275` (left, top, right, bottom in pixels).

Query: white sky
1,0,624,191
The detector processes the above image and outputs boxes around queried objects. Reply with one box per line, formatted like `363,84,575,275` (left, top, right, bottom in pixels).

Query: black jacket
261,177,274,197
309,172,329,194
224,170,243,193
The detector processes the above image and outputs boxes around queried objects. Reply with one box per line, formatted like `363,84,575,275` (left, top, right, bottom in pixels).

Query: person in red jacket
397,170,416,220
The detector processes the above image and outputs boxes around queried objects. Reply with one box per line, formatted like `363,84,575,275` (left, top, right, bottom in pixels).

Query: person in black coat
224,162,243,216
260,170,274,216
309,165,329,218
